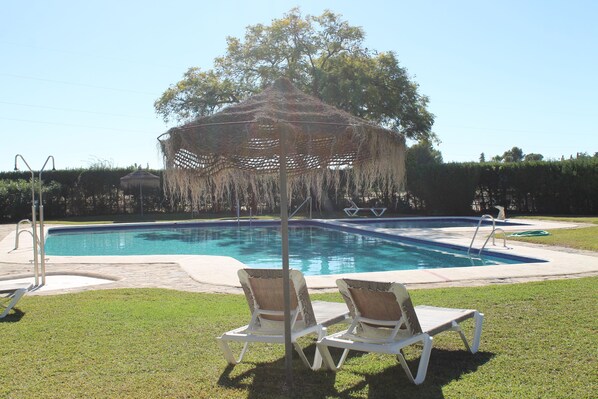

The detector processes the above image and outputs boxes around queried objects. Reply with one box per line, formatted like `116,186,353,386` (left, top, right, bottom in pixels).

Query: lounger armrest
0,282,33,294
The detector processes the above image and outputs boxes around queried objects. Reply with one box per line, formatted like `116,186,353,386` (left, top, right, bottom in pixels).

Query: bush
0,179,33,222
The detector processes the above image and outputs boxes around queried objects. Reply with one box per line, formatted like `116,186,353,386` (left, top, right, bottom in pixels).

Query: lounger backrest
238,269,317,327
338,279,423,335
248,277,299,320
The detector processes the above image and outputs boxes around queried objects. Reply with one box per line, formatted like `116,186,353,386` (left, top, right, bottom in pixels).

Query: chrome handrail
14,219,34,250
478,227,508,255
289,197,312,220
468,214,495,255
14,154,55,287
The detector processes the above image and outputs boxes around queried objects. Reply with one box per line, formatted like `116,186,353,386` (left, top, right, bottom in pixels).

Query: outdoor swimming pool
45,221,540,276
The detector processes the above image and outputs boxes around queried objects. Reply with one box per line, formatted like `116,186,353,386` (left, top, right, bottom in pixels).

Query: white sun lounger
343,200,387,217
217,269,350,370
317,279,483,384
0,282,32,318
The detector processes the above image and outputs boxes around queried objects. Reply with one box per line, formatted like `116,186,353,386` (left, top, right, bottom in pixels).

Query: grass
2,277,597,398
504,226,598,251
518,216,598,225
502,216,598,251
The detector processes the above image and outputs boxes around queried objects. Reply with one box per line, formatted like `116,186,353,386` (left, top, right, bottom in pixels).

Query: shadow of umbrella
120,167,160,216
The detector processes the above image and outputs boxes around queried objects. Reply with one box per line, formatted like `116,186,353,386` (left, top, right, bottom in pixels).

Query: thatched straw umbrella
157,77,406,387
120,168,160,216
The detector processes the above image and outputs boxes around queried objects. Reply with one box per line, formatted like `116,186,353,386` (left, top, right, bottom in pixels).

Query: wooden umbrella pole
279,125,293,389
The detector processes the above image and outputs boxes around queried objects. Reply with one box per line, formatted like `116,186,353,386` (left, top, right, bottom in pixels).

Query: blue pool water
45,222,536,276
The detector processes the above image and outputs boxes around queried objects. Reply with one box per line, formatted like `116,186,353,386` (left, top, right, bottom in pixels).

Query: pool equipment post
14,154,40,286
38,155,56,285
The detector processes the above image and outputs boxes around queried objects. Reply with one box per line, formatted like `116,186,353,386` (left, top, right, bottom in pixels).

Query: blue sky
2,1,596,171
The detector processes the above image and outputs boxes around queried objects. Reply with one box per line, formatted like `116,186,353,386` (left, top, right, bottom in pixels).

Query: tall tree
524,153,544,162
406,140,443,167
155,8,435,142
502,146,524,162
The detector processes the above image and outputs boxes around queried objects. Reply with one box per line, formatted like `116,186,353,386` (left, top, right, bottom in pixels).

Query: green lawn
505,226,598,251
2,278,597,399
504,216,598,251
518,216,598,225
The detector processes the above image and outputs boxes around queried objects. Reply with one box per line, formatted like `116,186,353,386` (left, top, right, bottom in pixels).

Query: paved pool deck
1,218,597,295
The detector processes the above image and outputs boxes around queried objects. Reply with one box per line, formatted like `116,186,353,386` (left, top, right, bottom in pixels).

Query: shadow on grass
0,308,25,323
217,345,494,399
217,343,338,398
342,348,495,399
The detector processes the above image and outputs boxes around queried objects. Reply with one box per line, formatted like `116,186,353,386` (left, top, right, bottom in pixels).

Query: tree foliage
406,140,443,167
524,153,544,162
491,146,544,163
502,146,524,162
155,8,435,142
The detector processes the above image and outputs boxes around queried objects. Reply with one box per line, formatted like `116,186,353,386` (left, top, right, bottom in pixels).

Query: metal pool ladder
468,214,508,255
289,196,312,220
14,219,35,250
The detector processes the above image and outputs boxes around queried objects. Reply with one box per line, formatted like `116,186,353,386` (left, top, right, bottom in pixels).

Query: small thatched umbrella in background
120,167,160,216
157,77,406,387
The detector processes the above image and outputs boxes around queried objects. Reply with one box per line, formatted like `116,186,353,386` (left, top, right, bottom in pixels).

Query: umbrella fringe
161,130,405,211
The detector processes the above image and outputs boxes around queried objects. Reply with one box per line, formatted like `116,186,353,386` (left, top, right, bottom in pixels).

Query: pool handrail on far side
468,214,496,255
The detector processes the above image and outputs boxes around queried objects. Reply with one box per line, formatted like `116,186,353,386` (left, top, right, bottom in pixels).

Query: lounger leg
451,321,471,353
316,342,350,371
471,312,484,354
312,327,326,370
452,312,484,354
294,342,322,370
0,289,27,319
396,335,433,385
294,327,326,370
216,338,250,365
317,342,334,370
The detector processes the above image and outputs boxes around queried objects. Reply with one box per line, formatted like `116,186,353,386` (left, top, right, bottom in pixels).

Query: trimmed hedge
0,169,172,222
0,158,596,221
474,159,598,214
406,162,480,215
